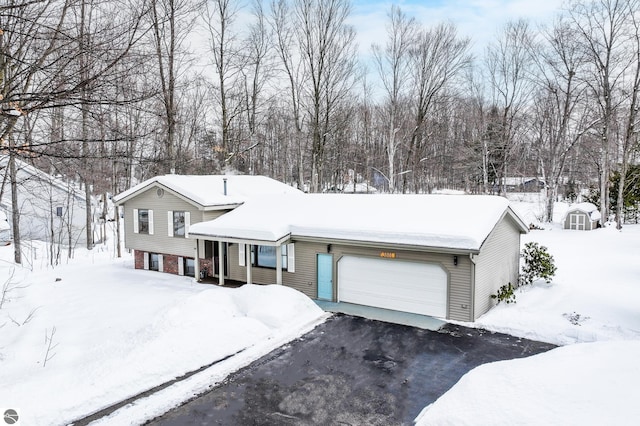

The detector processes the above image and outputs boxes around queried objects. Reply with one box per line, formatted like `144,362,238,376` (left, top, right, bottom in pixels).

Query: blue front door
317,254,333,300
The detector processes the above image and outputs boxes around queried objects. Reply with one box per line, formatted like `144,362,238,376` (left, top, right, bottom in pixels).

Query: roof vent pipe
223,178,227,196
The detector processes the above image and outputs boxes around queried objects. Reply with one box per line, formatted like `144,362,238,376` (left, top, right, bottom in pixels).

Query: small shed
564,203,601,230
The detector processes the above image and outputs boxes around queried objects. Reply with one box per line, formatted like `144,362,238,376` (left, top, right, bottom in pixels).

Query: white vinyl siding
474,216,521,319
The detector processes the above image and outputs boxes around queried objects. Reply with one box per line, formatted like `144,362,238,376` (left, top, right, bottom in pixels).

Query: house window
168,210,189,237
138,209,149,234
150,253,159,271
185,258,195,277
173,211,186,237
56,207,63,217
253,245,287,270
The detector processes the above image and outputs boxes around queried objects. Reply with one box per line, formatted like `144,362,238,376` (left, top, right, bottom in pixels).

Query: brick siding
134,250,145,269
162,254,180,274
134,249,195,277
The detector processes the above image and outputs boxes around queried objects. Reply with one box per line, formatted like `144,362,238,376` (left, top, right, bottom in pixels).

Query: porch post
245,244,252,284
218,240,225,286
195,239,201,282
276,244,283,285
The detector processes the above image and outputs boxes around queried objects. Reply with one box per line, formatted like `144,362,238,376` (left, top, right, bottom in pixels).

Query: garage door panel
337,256,447,318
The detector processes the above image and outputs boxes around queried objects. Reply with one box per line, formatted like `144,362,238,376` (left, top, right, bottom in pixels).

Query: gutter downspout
469,253,477,322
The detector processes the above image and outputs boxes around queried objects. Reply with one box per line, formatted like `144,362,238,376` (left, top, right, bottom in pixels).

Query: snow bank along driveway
0,247,326,426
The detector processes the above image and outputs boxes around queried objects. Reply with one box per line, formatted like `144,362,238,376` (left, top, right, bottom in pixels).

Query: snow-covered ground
417,195,640,425
2,194,639,425
0,242,327,425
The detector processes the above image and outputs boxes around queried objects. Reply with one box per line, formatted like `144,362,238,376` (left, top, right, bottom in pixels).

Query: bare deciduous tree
530,17,592,222
372,5,417,193
403,22,471,193
294,0,357,192
569,0,635,225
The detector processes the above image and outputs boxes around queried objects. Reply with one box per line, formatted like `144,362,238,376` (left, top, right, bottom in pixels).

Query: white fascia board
202,203,243,211
114,181,242,211
291,235,479,255
188,233,292,247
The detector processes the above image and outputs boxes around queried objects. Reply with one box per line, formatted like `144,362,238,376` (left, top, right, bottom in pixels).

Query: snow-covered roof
113,175,302,208
189,194,528,252
0,155,86,201
565,202,602,221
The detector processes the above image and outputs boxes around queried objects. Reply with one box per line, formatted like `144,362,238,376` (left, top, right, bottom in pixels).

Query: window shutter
143,252,149,270
133,209,139,233
239,244,245,266
185,212,191,238
287,243,295,273
178,257,184,276
148,210,154,235
158,254,164,272
168,211,173,237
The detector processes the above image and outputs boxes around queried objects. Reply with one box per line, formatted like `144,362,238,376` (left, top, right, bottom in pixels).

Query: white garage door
338,256,447,318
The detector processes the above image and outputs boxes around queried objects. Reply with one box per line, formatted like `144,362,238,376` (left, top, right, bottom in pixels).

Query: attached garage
337,256,448,318
188,193,529,322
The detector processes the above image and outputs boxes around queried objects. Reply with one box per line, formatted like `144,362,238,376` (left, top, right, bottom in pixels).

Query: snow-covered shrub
491,282,516,304
520,242,557,286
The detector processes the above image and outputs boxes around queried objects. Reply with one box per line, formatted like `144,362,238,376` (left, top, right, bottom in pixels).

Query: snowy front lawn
417,223,640,425
0,245,326,425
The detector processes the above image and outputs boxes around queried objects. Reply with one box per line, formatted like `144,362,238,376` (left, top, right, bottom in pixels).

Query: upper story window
133,208,154,235
173,211,185,237
138,209,149,234
168,210,190,237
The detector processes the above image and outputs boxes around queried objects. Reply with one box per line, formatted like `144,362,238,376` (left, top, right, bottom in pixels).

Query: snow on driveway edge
89,312,332,425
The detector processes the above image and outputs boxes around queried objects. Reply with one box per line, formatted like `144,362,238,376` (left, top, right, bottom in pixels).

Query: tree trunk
8,149,21,264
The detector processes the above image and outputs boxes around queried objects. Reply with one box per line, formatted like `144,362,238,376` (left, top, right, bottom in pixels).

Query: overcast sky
348,0,567,59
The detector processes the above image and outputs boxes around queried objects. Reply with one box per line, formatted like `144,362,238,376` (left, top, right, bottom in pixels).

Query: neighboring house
564,202,601,230
0,155,92,246
112,175,303,278
500,177,545,192
325,182,377,194
0,210,10,245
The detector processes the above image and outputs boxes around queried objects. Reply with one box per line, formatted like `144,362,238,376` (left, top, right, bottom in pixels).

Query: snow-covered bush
520,242,557,286
491,282,516,304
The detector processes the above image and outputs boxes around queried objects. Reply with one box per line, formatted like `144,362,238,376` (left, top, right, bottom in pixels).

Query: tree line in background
1,0,640,260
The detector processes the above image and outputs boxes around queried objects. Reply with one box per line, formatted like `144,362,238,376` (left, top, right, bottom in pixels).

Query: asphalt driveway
148,314,555,425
